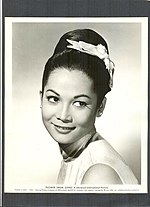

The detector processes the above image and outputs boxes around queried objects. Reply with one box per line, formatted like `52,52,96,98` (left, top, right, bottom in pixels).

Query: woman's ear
39,90,43,108
96,97,107,117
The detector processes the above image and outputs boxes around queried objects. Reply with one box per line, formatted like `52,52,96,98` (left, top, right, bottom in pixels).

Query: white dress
57,132,138,185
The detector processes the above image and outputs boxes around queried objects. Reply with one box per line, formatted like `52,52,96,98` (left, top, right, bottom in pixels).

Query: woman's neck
59,127,96,160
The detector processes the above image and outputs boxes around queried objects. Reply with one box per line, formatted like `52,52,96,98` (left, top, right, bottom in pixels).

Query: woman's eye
74,101,87,107
47,96,59,103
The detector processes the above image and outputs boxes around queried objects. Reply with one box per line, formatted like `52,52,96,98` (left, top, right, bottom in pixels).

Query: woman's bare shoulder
81,163,122,184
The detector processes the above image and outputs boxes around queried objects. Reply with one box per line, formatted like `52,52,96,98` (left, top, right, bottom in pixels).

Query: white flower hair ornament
66,39,115,88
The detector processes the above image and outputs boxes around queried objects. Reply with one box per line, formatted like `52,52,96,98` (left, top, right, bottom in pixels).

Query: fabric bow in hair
66,39,115,88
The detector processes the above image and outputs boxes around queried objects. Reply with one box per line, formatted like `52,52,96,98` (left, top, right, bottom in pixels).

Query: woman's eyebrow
74,94,91,99
46,89,60,96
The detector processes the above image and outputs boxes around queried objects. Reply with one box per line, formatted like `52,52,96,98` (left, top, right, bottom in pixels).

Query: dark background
2,0,150,206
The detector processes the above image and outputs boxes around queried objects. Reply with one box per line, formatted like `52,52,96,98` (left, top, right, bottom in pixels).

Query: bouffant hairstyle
42,29,112,106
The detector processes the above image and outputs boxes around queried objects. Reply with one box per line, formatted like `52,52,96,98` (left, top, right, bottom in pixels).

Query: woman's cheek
42,104,54,120
73,109,94,124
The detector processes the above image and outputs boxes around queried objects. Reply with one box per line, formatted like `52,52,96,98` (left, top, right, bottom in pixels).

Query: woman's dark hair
42,29,112,106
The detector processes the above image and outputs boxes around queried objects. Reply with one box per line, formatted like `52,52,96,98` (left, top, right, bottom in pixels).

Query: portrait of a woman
5,20,146,192
40,28,138,185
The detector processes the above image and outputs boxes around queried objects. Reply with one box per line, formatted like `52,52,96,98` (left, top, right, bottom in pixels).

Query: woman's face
41,68,99,145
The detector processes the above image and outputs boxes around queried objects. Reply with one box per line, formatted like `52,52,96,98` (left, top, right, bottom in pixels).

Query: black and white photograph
4,17,147,193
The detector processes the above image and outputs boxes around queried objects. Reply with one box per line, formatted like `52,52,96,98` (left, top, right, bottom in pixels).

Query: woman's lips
52,123,76,134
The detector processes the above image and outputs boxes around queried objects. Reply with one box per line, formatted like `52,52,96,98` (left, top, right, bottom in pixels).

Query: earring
99,111,103,116
97,109,103,117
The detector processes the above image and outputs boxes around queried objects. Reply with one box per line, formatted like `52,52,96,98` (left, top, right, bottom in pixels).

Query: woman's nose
56,104,72,122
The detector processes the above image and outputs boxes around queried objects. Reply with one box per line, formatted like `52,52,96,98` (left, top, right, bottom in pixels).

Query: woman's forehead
45,68,95,94
47,68,92,84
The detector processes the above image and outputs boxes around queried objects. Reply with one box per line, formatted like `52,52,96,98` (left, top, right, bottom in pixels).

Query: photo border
1,0,150,206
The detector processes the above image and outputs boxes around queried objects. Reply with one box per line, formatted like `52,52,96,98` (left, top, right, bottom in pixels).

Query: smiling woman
41,69,98,145
40,29,138,185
